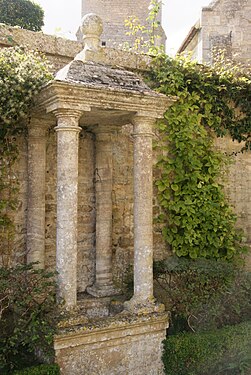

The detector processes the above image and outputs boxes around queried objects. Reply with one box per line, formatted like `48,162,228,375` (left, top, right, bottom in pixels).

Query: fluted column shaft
27,118,48,268
87,127,120,297
54,110,82,308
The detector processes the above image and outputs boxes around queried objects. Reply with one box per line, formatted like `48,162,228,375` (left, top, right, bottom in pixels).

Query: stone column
54,109,82,309
125,115,162,313
27,118,48,268
87,126,120,297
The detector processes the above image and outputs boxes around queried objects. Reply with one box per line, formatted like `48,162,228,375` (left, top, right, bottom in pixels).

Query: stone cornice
36,80,176,121
54,312,169,349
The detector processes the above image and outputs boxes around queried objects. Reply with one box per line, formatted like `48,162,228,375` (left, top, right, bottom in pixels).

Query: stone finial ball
81,13,103,37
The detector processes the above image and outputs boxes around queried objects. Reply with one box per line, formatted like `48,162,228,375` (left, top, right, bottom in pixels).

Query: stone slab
55,312,169,375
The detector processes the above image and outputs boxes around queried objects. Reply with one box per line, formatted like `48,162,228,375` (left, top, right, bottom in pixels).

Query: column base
87,283,121,298
124,296,165,315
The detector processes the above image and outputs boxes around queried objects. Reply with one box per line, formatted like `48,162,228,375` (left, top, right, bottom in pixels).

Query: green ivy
149,54,250,260
13,364,60,375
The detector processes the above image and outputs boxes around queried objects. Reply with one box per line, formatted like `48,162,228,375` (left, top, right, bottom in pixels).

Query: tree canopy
0,0,44,32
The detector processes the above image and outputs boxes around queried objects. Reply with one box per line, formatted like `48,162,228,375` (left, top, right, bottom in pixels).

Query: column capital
132,115,156,137
53,108,83,133
28,117,53,138
52,108,83,120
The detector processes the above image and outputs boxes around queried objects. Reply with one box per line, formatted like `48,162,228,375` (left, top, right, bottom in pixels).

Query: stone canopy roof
55,60,157,96
35,13,176,126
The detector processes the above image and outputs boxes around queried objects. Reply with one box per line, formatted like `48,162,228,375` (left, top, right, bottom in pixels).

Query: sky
35,0,211,55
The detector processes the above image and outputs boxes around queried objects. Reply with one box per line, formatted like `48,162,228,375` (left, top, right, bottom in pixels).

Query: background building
178,0,251,64
80,0,166,49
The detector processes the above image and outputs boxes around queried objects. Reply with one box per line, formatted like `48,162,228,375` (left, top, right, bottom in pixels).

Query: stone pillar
87,126,120,297
27,118,48,268
125,115,162,313
54,109,82,309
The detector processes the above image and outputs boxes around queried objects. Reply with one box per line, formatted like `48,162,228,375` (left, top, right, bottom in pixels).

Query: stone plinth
55,313,168,375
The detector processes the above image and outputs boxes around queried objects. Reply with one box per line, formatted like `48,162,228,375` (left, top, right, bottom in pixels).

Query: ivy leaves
152,54,249,260
0,47,52,129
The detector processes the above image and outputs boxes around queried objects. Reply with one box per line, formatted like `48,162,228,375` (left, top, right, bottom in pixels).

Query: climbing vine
149,53,251,260
0,46,52,265
124,0,164,54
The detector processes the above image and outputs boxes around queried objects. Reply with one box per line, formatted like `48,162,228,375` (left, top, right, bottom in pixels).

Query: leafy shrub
163,321,251,375
0,0,44,31
0,264,58,373
13,364,60,375
154,257,251,333
190,269,251,331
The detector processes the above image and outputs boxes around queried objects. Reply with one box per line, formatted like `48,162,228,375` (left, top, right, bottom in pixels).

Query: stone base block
55,312,169,375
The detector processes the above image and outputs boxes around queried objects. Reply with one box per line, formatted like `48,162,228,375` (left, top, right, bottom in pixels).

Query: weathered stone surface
56,60,154,94
55,313,169,375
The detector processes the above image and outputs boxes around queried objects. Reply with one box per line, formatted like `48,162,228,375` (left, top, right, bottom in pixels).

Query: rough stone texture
56,60,154,93
178,0,251,65
55,313,168,375
81,0,166,50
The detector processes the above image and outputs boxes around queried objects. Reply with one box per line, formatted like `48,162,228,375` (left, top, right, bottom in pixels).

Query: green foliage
0,264,58,373
124,0,164,54
0,46,52,130
150,54,250,260
191,269,251,332
0,0,44,31
13,364,60,375
154,257,251,333
0,46,52,265
163,321,251,375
